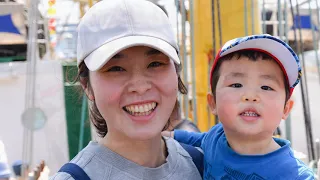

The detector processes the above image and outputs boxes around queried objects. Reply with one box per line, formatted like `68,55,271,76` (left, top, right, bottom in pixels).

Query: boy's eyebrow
225,73,281,85
260,74,281,85
225,72,246,79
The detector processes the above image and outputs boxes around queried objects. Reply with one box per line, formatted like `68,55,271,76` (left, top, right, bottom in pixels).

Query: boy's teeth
242,111,258,116
125,102,157,115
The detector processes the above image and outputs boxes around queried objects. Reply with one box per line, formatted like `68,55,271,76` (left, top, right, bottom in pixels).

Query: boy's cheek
216,91,239,104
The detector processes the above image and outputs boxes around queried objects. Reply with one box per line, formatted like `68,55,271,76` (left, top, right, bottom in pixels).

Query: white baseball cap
77,0,180,71
210,34,302,96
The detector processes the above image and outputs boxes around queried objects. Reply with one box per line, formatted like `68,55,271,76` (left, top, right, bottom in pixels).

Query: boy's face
208,56,294,138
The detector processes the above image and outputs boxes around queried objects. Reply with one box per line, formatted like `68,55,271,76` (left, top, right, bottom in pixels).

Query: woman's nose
128,78,152,94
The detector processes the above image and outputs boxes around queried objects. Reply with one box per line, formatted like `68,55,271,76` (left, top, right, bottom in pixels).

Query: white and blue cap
210,34,301,96
77,0,180,71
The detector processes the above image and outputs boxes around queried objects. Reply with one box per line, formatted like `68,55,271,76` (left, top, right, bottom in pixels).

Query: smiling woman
82,46,186,140
50,0,202,180
78,47,187,138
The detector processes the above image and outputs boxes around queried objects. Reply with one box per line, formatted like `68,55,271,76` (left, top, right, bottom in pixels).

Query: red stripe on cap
209,49,222,90
209,48,294,97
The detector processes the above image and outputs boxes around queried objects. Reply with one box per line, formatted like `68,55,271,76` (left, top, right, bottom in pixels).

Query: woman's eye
261,86,274,91
148,61,164,68
229,83,243,88
107,66,125,72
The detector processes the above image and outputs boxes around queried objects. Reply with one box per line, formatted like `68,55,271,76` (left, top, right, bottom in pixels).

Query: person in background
12,160,29,180
0,161,10,180
317,159,320,179
273,126,282,138
0,140,8,164
168,100,200,132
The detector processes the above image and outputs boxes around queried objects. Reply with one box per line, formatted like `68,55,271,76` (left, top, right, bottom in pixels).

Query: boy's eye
148,61,164,68
229,83,243,88
107,66,125,72
261,86,274,91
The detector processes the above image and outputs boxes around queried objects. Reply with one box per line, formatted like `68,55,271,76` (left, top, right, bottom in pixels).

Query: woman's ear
85,87,95,101
207,93,217,115
80,78,95,101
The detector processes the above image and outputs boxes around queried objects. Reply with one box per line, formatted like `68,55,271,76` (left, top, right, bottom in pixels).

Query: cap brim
84,36,180,71
219,36,299,88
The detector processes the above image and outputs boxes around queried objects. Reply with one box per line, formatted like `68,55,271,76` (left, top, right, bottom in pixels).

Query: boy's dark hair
210,50,290,103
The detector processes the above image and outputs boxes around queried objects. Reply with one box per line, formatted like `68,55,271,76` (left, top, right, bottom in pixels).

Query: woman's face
88,46,178,140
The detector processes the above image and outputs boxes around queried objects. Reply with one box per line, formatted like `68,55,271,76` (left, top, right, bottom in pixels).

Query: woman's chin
126,129,162,141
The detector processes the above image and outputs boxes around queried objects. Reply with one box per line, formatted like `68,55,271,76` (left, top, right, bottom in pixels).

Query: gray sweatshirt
50,138,202,180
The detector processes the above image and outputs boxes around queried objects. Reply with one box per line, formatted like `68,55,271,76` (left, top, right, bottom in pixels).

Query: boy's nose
241,95,260,103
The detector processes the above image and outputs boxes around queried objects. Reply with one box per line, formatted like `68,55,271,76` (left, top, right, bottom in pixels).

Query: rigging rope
217,0,222,47
289,0,315,161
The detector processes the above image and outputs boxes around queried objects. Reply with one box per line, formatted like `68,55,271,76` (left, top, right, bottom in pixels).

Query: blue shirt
174,123,315,180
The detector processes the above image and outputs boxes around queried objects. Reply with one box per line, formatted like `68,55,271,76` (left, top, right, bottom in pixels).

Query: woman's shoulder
50,141,113,180
164,138,202,179
50,171,74,180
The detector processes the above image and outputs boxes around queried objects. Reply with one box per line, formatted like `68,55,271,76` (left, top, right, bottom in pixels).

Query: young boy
173,34,315,179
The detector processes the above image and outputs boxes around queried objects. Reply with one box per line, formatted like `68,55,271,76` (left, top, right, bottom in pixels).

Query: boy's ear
207,93,217,115
282,99,294,120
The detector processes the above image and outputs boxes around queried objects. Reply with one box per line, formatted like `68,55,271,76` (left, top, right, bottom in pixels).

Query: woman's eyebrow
111,53,125,59
145,49,162,56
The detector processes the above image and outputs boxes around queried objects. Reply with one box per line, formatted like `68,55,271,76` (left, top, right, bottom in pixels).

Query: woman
51,0,202,179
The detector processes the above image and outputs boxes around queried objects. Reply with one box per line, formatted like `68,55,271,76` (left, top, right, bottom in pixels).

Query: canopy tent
0,14,21,34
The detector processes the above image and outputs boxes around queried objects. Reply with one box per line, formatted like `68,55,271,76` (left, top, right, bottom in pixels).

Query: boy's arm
174,130,207,147
295,168,315,180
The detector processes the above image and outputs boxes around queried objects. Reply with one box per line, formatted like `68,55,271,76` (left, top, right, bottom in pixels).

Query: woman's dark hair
77,60,187,137
210,50,290,103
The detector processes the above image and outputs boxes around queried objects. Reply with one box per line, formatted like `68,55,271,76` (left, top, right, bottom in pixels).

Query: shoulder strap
58,163,90,180
179,142,204,177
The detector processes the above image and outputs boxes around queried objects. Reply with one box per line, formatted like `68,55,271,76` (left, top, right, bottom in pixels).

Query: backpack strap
58,163,90,180
179,142,204,177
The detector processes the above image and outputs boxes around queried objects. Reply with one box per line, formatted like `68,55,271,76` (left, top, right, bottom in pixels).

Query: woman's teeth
124,102,157,116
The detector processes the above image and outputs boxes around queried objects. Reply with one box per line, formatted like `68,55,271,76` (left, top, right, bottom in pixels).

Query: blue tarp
291,15,319,31
0,14,20,34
